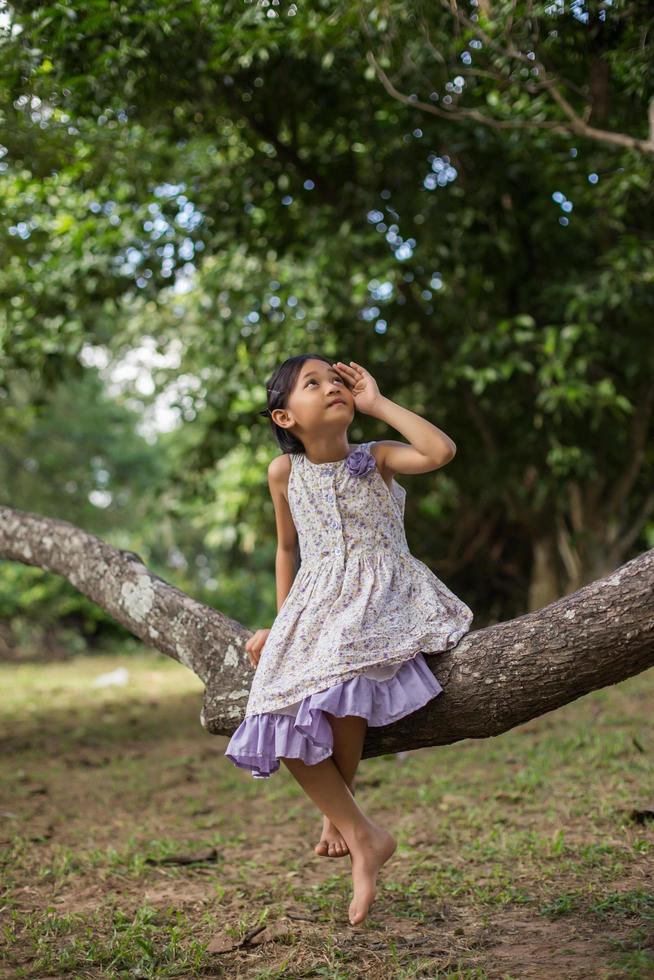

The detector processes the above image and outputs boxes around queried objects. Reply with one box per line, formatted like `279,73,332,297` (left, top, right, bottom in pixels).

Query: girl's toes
315,839,329,856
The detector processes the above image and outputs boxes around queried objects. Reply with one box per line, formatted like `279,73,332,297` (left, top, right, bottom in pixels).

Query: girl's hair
258,352,336,454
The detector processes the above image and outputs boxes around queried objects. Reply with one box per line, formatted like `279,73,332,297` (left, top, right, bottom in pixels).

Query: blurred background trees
1,0,652,661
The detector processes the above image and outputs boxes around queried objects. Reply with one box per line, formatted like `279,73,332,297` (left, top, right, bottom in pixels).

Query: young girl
225,353,473,926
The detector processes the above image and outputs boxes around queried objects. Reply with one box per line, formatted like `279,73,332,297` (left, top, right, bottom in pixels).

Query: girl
225,353,473,926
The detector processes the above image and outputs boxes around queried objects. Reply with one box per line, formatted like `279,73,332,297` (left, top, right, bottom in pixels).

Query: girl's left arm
332,359,457,476
370,396,457,476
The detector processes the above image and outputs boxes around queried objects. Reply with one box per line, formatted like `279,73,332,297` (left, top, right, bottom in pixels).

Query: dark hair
258,352,337,454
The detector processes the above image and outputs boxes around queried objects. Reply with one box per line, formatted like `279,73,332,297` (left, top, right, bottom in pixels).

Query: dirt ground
1,651,653,978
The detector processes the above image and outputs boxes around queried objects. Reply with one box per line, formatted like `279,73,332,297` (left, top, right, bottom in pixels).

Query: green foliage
1,0,653,634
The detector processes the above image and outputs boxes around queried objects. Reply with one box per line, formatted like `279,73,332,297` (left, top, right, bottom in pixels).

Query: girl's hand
332,360,383,416
245,628,271,668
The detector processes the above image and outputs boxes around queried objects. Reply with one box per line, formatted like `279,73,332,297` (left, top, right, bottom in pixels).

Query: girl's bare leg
315,713,367,858
281,754,396,925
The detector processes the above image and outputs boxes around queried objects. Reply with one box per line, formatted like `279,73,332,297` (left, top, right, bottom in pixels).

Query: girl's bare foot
315,815,349,858
347,823,397,926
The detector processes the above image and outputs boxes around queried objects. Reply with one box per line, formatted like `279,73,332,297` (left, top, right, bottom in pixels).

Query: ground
1,648,653,978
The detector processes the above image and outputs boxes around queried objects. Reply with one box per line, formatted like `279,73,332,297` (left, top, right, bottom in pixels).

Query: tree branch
1,505,652,762
366,4,654,157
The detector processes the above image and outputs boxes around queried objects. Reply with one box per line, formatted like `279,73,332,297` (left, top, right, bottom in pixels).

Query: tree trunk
1,505,653,763
528,535,561,611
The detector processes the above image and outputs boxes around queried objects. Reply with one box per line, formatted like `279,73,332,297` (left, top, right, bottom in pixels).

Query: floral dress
224,441,474,778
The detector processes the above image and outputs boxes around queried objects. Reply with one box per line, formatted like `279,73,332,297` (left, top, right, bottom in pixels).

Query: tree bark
1,505,653,763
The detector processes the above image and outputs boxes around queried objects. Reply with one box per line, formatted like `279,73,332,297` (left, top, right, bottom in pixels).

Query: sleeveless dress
224,441,474,779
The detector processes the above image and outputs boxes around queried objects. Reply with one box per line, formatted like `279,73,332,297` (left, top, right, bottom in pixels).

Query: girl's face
282,359,354,434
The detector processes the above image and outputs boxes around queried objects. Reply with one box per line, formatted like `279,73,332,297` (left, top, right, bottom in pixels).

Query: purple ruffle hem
224,652,443,779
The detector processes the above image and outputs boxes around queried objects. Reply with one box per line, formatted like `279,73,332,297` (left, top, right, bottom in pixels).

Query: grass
1,648,653,978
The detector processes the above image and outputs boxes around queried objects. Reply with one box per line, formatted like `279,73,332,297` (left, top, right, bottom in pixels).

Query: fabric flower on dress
345,445,377,477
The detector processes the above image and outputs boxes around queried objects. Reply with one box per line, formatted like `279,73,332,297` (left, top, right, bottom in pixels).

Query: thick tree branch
0,506,250,691
1,505,652,763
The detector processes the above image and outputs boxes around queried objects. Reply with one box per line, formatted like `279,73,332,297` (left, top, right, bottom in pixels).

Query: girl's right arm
246,456,299,668
268,454,299,612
